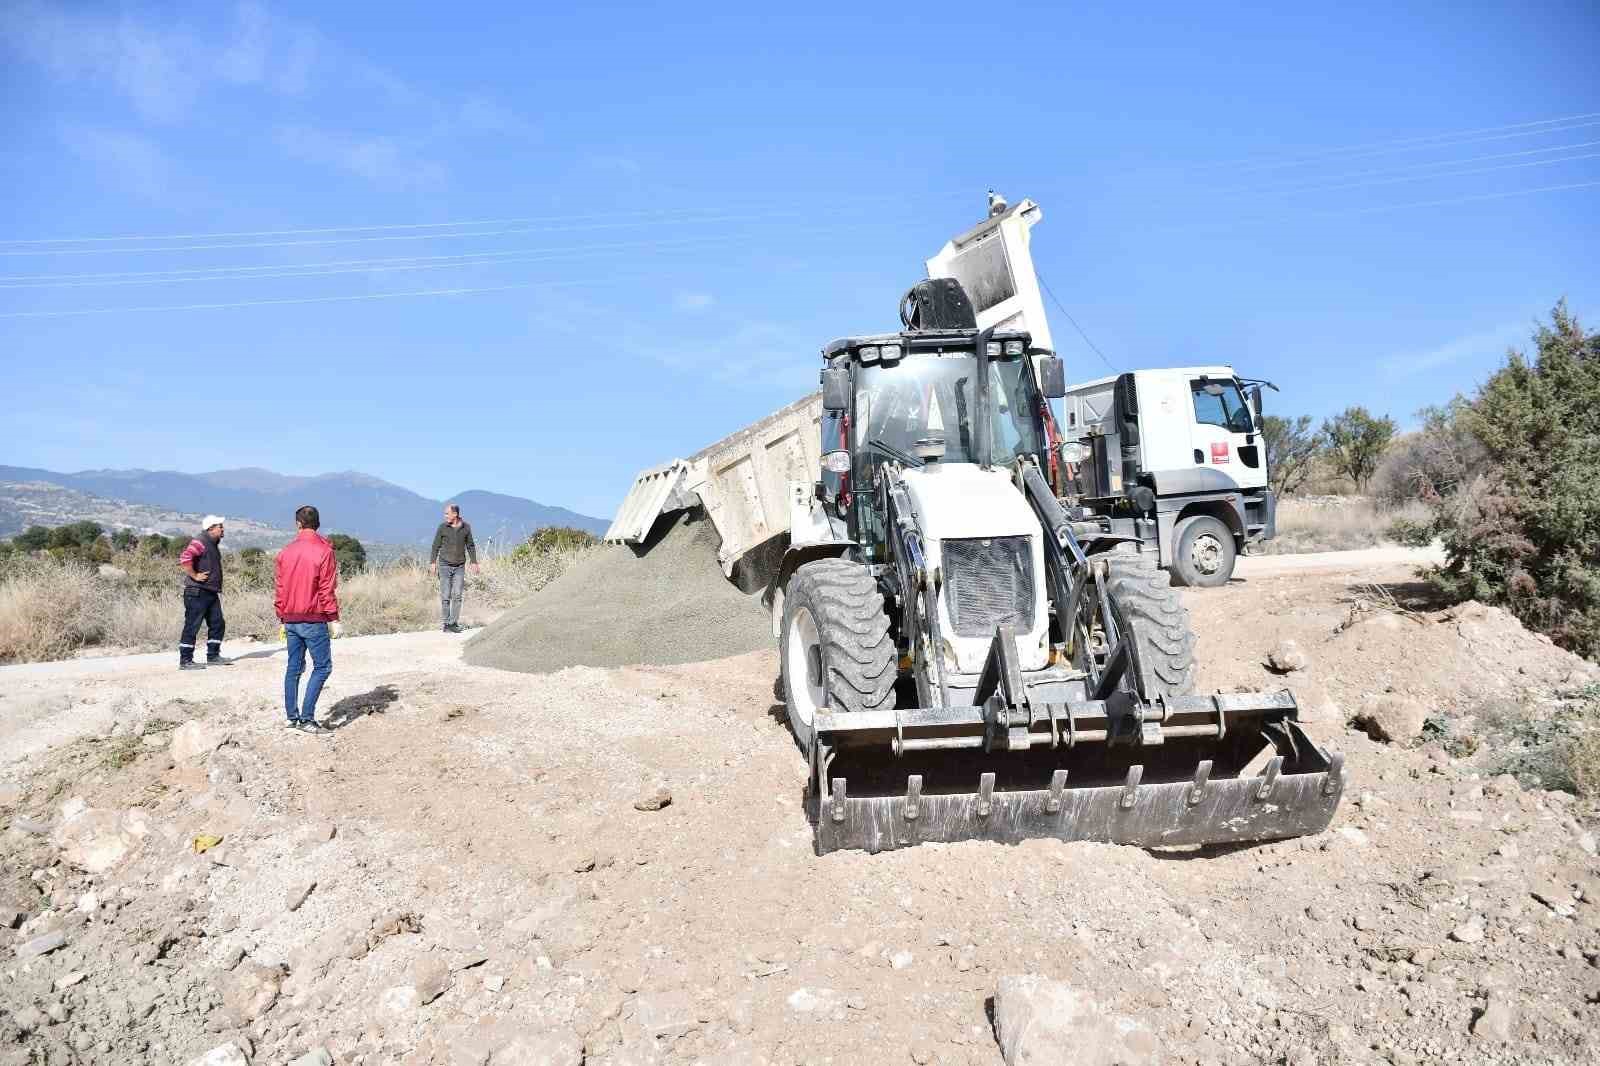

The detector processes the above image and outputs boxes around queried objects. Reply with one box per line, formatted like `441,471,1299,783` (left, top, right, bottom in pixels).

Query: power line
0,277,617,319
0,206,745,247
0,189,970,248
1152,178,1600,237
0,232,757,289
1037,273,1119,375
1183,111,1600,176
1211,138,1600,198
1222,149,1600,200
0,210,797,257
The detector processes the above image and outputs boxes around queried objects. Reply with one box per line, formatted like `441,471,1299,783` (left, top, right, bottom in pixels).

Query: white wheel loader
771,279,1344,854
605,192,1345,854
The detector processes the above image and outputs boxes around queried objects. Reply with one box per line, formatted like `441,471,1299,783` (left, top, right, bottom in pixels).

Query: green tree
111,529,137,551
1321,406,1397,492
328,533,367,575
1261,414,1321,497
139,533,175,555
14,526,50,551
47,521,103,550
1431,300,1600,658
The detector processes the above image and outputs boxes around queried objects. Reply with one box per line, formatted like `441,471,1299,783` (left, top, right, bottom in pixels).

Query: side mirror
821,368,850,413
1037,354,1066,399
1250,385,1264,420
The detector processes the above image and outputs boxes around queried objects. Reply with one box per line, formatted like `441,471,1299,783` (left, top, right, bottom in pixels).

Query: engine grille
941,536,1035,638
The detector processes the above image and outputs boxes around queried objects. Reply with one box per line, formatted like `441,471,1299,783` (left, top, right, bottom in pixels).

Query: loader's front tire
780,559,896,756
1103,547,1197,699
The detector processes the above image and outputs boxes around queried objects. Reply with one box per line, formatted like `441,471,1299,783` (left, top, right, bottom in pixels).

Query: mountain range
0,465,608,548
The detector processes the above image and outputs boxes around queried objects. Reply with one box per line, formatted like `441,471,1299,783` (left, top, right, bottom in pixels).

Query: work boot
206,657,234,666
179,661,205,671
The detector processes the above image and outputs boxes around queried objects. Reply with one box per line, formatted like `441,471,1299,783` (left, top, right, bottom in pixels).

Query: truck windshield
856,353,1043,465
1190,378,1254,434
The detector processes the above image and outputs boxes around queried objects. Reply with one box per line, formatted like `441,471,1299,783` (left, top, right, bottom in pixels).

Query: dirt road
2,552,1597,1066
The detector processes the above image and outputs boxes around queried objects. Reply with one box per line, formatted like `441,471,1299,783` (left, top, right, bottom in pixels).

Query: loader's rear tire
1103,547,1197,698
1170,515,1236,588
780,559,896,756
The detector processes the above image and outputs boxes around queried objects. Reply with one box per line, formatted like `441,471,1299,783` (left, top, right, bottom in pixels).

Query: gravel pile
463,509,770,674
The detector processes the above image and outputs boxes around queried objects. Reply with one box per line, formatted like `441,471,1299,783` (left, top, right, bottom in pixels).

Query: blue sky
2,1,1596,518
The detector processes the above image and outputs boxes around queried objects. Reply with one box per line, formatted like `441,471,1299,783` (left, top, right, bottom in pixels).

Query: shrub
328,533,367,576
1429,301,1600,659
13,526,51,551
508,526,598,562
1261,414,1322,497
1321,407,1397,492
1372,399,1489,506
138,533,175,556
1386,515,1434,547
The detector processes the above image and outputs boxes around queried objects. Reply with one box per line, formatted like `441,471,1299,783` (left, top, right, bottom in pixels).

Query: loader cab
819,328,1050,555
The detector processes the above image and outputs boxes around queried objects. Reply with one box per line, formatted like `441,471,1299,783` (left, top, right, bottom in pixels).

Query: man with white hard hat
177,515,229,671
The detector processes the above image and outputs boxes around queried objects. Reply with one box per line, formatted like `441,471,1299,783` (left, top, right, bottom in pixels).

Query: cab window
1191,379,1254,434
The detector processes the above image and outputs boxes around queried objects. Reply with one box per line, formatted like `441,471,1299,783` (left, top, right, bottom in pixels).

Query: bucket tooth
1045,769,1068,813
1120,765,1144,809
830,777,847,823
903,775,923,821
1255,756,1284,802
1187,760,1213,807
1322,752,1345,796
976,773,996,817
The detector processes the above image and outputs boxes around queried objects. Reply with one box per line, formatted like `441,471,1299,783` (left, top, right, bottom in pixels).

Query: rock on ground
1267,639,1309,673
992,974,1163,1065
171,720,227,764
50,805,151,873
186,1045,250,1066
1351,695,1427,745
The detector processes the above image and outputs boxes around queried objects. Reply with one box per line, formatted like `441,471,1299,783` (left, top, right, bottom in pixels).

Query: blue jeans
438,562,465,626
283,622,333,723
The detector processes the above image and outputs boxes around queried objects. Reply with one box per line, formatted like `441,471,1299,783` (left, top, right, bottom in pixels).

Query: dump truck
1061,366,1278,586
606,194,1345,854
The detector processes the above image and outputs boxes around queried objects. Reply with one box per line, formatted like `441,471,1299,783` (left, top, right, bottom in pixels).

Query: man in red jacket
275,505,341,736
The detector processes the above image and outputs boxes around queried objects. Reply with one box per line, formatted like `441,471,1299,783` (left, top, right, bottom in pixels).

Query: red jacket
275,530,341,623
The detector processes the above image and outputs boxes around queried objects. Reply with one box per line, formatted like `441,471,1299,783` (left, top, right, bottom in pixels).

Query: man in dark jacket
275,505,341,735
177,516,228,671
428,503,478,633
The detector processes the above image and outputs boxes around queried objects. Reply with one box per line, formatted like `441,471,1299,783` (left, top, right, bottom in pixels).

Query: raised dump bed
603,392,823,576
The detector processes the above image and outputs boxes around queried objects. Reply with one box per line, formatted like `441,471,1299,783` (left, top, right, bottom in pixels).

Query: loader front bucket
808,693,1345,855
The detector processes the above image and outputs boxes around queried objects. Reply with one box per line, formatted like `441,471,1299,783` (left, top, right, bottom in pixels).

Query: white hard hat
202,515,226,530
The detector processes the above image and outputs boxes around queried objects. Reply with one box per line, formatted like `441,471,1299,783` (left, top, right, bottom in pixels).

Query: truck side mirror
1037,355,1066,399
1250,384,1264,421
821,369,850,413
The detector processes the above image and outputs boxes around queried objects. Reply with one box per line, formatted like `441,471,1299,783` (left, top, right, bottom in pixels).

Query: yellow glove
278,624,286,644
330,621,345,639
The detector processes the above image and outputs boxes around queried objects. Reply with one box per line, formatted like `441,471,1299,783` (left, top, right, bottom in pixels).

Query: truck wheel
1102,547,1197,698
1170,515,1237,588
779,558,896,756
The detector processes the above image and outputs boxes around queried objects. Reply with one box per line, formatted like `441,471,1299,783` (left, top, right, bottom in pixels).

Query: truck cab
1061,366,1275,586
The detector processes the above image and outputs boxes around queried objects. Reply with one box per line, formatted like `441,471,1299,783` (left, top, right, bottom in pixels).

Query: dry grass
1257,496,1431,555
0,545,593,664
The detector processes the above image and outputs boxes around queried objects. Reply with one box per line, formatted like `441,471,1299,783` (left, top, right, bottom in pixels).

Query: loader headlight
858,345,880,363
1003,339,1024,356
879,343,901,361
1060,442,1090,464
824,450,852,474
985,341,1002,358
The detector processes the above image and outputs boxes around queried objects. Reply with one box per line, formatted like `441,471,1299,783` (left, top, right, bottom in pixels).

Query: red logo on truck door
1210,442,1231,464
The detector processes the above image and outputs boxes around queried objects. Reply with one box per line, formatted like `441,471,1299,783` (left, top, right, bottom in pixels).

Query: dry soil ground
2,548,1598,1066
